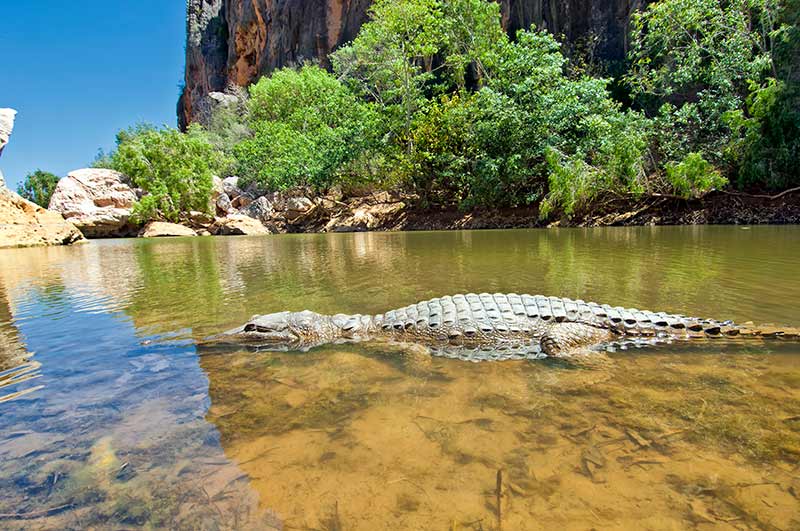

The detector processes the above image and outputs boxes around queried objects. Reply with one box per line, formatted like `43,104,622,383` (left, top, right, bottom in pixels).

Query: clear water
0,227,798,530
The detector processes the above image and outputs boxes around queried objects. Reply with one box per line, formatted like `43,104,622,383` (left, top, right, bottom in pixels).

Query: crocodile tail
728,322,800,339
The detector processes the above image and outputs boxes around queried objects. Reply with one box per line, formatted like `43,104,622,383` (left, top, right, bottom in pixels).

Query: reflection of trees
124,238,226,334
123,226,799,341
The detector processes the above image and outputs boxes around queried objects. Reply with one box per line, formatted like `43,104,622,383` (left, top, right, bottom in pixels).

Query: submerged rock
213,214,270,235
139,221,198,238
48,168,138,237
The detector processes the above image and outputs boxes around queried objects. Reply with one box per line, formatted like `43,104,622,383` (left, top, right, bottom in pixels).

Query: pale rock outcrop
213,214,270,235
325,201,406,232
215,192,235,216
0,108,84,248
283,196,314,221
0,188,85,248
0,108,16,165
48,169,138,237
139,221,198,238
243,195,275,222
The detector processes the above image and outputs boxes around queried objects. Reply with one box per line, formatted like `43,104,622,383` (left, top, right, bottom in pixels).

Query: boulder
243,196,275,222
284,196,314,221
48,168,138,237
213,215,270,235
215,192,234,215
0,108,84,248
325,202,406,233
139,221,197,238
221,176,254,209
222,176,243,197
232,193,253,209
0,187,84,248
186,210,215,227
0,108,16,164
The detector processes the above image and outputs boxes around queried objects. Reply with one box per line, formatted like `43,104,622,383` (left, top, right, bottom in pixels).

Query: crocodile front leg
539,322,617,357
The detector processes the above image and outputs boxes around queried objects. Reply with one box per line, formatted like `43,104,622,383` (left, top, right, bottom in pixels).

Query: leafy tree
110,126,215,222
664,152,727,198
17,170,60,207
728,1,800,189
408,29,650,213
193,88,250,178
627,0,781,171
331,0,444,152
234,65,380,191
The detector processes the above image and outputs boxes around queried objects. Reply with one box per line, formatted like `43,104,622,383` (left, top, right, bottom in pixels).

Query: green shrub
665,153,727,198
17,170,60,207
729,80,800,191
110,126,215,222
627,0,785,182
234,65,380,191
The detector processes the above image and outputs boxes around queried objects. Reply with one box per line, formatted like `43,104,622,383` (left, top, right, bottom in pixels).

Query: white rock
0,187,84,248
214,215,270,235
139,221,197,238
48,168,138,237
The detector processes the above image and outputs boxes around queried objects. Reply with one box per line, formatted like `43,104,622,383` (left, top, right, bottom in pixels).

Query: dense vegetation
98,0,799,221
17,170,60,207
99,125,218,222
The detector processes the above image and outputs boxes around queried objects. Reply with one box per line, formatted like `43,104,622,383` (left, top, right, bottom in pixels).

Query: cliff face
179,0,644,128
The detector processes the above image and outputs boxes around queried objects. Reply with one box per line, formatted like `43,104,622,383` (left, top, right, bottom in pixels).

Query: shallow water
0,226,798,530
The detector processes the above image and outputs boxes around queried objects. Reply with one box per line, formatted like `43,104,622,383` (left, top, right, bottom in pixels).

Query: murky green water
0,226,798,530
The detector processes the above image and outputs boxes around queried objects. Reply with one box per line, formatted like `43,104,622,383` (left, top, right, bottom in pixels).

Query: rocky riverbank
45,167,800,240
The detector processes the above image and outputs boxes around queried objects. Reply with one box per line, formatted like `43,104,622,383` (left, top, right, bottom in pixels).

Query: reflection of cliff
0,266,41,402
0,284,27,372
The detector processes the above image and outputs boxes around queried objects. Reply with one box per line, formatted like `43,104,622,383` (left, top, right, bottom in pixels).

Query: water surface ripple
0,226,798,529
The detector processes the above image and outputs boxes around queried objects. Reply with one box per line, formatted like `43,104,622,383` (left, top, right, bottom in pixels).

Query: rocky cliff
179,0,644,128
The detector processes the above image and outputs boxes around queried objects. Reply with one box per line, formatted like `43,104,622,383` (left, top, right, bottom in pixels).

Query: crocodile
206,293,798,360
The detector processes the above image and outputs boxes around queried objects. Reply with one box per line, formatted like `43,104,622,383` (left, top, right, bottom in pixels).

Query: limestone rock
233,194,253,209
211,175,225,199
244,195,275,222
0,108,16,161
186,210,215,227
215,192,234,216
213,214,270,235
0,187,84,248
284,196,314,221
222,176,243,197
221,176,254,209
325,202,406,232
0,109,84,248
48,168,138,237
139,221,198,238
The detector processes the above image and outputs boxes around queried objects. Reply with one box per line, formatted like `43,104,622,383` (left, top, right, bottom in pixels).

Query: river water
0,227,798,530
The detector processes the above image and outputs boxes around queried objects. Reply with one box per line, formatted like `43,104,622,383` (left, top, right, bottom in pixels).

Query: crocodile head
212,311,336,350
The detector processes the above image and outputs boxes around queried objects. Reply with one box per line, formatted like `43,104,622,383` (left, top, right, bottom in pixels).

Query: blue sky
0,1,186,189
